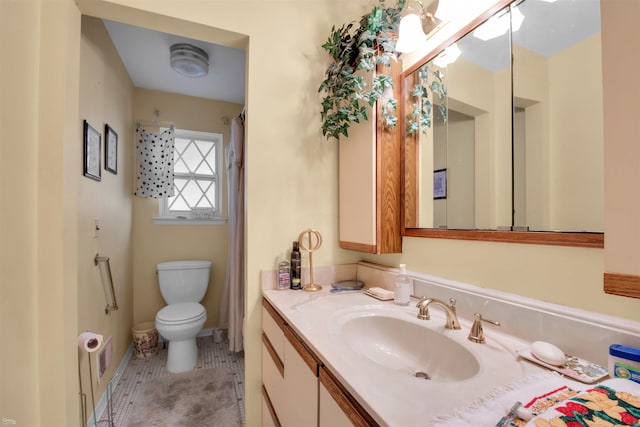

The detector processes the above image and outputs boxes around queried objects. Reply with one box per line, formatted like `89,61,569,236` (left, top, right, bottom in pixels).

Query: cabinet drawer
262,305,285,362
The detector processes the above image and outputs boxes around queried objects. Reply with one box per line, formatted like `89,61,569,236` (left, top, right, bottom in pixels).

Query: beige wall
1,1,82,426
3,1,640,427
132,89,242,328
78,15,135,416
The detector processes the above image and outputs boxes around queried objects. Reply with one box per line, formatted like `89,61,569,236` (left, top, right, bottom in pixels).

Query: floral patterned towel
523,378,640,427
427,372,585,427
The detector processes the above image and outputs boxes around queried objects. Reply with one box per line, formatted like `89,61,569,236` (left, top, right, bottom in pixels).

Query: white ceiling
457,0,601,72
103,20,246,105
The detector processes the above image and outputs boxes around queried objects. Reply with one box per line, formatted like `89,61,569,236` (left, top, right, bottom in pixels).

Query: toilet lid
156,303,206,324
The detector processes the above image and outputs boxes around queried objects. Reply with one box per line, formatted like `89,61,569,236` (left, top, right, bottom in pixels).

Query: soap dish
517,348,608,383
330,280,364,293
363,287,394,301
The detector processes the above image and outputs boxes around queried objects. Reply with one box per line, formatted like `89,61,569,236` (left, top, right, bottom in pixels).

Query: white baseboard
86,343,133,427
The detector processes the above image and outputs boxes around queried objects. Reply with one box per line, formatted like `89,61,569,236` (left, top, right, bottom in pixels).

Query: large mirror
403,0,604,244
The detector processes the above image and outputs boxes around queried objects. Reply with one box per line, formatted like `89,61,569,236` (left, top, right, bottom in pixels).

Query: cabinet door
319,367,378,427
319,380,354,427
338,60,403,254
339,87,377,252
281,327,319,427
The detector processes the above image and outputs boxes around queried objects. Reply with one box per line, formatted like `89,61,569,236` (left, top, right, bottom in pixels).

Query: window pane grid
160,129,222,219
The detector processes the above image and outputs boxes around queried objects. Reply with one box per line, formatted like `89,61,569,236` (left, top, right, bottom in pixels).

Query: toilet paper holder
95,254,119,314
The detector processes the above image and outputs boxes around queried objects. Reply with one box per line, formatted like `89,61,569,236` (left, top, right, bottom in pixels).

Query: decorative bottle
277,260,290,290
394,264,411,305
290,241,302,290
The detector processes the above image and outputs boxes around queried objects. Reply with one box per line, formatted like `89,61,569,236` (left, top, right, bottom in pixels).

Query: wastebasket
132,322,158,359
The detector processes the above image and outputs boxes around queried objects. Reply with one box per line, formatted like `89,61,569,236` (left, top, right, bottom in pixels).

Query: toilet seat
156,302,206,325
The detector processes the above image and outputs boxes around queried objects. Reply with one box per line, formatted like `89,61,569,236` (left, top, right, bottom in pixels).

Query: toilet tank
157,260,211,304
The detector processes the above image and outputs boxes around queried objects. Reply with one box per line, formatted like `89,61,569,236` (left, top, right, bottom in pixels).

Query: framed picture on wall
434,168,447,199
83,120,101,181
105,124,118,174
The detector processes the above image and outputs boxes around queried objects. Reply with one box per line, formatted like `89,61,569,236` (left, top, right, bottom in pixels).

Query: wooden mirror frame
400,0,604,249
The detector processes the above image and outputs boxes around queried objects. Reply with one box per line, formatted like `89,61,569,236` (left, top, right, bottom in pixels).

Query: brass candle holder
298,229,323,292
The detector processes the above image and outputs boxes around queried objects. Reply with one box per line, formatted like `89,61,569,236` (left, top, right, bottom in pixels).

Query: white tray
517,348,609,383
363,289,394,301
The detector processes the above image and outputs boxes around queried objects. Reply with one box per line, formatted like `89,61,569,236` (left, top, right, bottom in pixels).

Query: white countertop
263,287,546,427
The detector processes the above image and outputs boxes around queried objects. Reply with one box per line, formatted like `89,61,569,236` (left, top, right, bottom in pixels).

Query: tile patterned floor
98,334,245,426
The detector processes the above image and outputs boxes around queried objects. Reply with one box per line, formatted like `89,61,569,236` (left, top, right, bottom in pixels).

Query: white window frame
153,128,226,225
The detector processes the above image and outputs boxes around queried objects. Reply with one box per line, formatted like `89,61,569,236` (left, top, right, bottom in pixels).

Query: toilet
155,260,211,373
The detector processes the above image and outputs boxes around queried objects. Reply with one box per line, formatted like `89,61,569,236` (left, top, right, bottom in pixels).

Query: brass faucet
468,313,501,343
415,297,461,330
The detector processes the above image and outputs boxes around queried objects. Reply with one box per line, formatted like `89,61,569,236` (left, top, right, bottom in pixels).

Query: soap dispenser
394,264,411,306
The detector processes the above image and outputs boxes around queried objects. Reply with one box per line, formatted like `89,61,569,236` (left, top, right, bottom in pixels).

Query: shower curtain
219,111,245,352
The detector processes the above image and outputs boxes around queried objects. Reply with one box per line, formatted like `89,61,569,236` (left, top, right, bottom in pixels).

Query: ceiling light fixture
170,43,209,78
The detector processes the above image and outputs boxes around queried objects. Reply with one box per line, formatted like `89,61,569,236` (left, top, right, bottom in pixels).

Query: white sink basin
341,314,480,382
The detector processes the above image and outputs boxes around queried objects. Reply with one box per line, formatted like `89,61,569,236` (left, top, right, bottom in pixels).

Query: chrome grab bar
95,254,119,314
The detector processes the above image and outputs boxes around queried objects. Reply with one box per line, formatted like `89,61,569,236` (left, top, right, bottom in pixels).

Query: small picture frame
434,168,447,199
104,124,118,174
83,120,101,181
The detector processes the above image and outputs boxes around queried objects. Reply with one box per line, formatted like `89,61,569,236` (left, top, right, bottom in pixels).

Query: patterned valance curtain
134,125,175,198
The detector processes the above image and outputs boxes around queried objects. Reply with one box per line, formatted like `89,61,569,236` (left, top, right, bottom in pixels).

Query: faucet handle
448,298,457,312
416,296,430,320
468,313,500,344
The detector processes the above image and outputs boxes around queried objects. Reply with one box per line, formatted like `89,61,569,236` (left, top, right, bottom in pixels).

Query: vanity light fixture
434,0,462,22
396,0,447,53
396,0,473,54
396,13,428,53
170,43,209,78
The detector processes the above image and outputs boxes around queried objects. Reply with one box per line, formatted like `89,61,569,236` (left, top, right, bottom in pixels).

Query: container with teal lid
609,344,640,383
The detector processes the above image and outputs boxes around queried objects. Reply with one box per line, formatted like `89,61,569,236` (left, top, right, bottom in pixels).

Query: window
155,129,224,224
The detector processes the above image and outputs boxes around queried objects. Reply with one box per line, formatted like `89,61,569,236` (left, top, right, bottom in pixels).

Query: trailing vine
406,62,447,135
319,0,406,140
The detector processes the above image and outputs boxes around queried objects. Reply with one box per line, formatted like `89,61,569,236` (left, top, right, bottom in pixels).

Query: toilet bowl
156,302,207,373
155,260,211,373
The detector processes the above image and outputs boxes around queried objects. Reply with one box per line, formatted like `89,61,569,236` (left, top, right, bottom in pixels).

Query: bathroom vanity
262,298,375,426
260,262,640,426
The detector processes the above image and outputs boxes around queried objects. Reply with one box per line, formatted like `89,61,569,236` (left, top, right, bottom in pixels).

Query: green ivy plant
319,0,406,140
406,62,447,135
